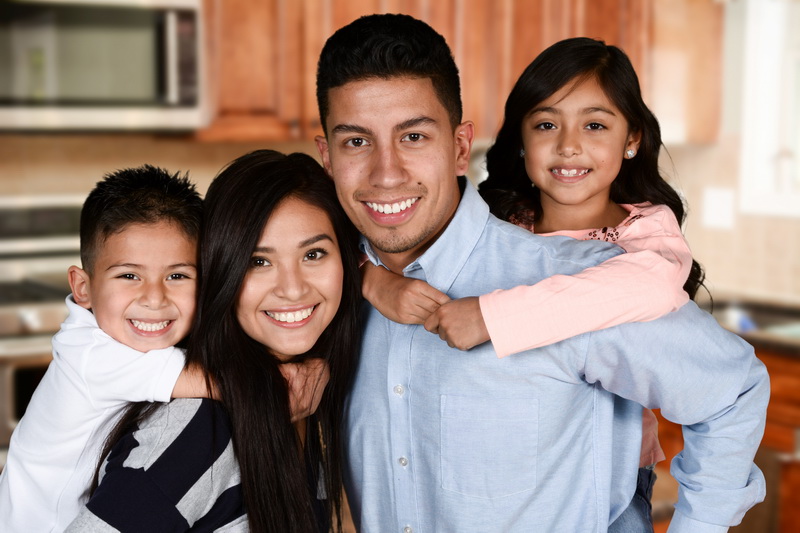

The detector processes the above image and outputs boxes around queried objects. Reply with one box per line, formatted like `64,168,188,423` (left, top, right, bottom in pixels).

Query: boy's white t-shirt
0,295,185,533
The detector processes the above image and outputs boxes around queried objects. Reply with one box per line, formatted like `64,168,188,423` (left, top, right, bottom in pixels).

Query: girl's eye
535,122,556,130
586,122,606,130
250,257,271,268
401,132,424,142
168,273,190,280
345,137,368,148
304,248,328,262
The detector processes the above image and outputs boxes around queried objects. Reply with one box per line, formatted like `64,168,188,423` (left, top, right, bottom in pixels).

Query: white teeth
266,307,314,323
554,168,589,177
131,319,170,332
365,197,418,214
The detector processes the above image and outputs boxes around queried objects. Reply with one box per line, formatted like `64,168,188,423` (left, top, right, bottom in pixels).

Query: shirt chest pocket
440,395,538,499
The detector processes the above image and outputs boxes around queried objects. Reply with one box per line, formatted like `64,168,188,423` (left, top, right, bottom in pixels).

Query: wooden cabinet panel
197,1,718,143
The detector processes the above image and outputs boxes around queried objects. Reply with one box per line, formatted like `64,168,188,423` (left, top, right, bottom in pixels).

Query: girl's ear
626,130,642,154
68,265,93,310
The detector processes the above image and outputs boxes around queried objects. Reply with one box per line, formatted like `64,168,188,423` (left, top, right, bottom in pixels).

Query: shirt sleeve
583,303,769,532
54,325,185,407
479,204,692,358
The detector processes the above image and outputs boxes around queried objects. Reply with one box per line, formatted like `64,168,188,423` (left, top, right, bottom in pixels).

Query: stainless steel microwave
0,0,208,131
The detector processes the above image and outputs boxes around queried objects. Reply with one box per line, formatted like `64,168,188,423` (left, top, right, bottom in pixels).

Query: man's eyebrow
395,116,437,131
331,124,373,136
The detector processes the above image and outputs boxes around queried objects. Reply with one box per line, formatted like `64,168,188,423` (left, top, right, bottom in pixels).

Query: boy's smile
69,221,197,352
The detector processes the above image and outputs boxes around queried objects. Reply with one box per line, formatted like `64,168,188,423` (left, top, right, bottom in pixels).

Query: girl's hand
425,296,490,350
362,262,450,324
280,358,330,422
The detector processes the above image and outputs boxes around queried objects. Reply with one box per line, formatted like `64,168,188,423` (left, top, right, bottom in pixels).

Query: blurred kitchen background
1,0,799,531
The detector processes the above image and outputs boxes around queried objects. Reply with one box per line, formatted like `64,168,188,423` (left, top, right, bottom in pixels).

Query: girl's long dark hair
92,150,361,533
480,37,705,299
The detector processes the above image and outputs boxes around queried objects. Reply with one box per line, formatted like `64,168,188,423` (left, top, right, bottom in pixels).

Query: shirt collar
361,178,489,292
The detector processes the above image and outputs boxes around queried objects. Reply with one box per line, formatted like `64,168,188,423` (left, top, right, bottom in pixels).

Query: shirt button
398,456,409,467
393,384,405,396
403,527,413,533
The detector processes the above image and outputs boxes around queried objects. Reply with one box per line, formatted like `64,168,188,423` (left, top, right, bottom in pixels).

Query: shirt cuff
152,348,187,402
667,510,730,533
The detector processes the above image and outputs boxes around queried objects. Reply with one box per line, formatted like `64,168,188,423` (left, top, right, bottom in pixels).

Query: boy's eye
118,273,139,280
304,248,328,262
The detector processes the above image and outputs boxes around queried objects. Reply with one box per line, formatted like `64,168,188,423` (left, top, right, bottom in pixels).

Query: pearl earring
520,148,525,157
625,149,636,159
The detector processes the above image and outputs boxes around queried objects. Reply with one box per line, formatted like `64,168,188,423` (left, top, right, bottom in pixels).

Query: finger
424,312,440,334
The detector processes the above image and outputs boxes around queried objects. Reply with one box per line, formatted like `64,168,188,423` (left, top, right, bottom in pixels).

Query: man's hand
362,262,450,324
425,296,490,350
281,358,330,422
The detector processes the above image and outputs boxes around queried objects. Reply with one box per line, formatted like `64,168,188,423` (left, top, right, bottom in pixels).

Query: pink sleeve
480,204,691,358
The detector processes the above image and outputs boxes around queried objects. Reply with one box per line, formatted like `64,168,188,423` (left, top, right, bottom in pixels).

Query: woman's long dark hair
480,37,705,298
92,151,361,532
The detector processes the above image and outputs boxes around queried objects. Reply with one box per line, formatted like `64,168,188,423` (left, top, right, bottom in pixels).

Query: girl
70,150,362,533
362,37,704,531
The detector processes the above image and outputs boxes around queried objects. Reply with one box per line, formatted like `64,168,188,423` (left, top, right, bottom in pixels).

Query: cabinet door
198,0,305,141
197,0,692,142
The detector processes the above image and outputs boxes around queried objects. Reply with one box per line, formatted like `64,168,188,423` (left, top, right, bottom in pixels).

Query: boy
0,166,202,532
0,166,328,532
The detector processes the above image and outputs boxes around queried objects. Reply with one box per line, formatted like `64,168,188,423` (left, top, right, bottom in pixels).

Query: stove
0,195,82,448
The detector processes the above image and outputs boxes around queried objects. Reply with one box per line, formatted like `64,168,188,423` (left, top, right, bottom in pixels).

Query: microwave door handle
164,10,179,105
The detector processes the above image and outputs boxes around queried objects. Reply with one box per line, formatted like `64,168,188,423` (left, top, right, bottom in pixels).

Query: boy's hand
281,358,330,422
425,296,490,350
362,262,450,324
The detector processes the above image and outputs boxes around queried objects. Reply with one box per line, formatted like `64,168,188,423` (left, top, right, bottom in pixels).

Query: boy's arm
281,358,329,422
361,261,450,324
171,364,215,399
479,204,691,357
584,303,768,532
171,360,328,422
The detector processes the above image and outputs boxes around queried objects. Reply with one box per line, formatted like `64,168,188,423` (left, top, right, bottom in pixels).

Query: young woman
363,37,706,531
68,150,362,533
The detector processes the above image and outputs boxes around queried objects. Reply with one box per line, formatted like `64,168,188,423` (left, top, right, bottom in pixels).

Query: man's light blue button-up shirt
344,181,768,533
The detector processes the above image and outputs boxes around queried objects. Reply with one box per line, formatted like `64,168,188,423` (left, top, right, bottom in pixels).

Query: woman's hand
362,262,450,324
425,296,490,350
281,358,330,422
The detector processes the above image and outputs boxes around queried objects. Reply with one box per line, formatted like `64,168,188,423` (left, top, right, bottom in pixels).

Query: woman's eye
250,257,270,268
304,249,328,262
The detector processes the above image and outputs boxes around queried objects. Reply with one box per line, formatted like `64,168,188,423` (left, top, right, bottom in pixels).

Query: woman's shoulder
124,399,232,468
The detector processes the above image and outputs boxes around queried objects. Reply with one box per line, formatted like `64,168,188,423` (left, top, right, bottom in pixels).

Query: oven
0,195,81,464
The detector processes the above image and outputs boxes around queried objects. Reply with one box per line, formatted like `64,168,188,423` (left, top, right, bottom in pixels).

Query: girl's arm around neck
482,203,691,357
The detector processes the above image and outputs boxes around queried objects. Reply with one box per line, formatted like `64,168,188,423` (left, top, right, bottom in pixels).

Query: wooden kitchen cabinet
195,0,669,142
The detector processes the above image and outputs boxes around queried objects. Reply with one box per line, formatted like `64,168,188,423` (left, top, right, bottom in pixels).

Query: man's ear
315,135,333,176
68,265,92,310
454,121,475,176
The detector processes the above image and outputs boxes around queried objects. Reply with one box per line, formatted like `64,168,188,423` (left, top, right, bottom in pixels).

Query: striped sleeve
66,399,245,532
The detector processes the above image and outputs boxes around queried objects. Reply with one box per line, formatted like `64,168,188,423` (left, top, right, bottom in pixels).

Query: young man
314,13,768,532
